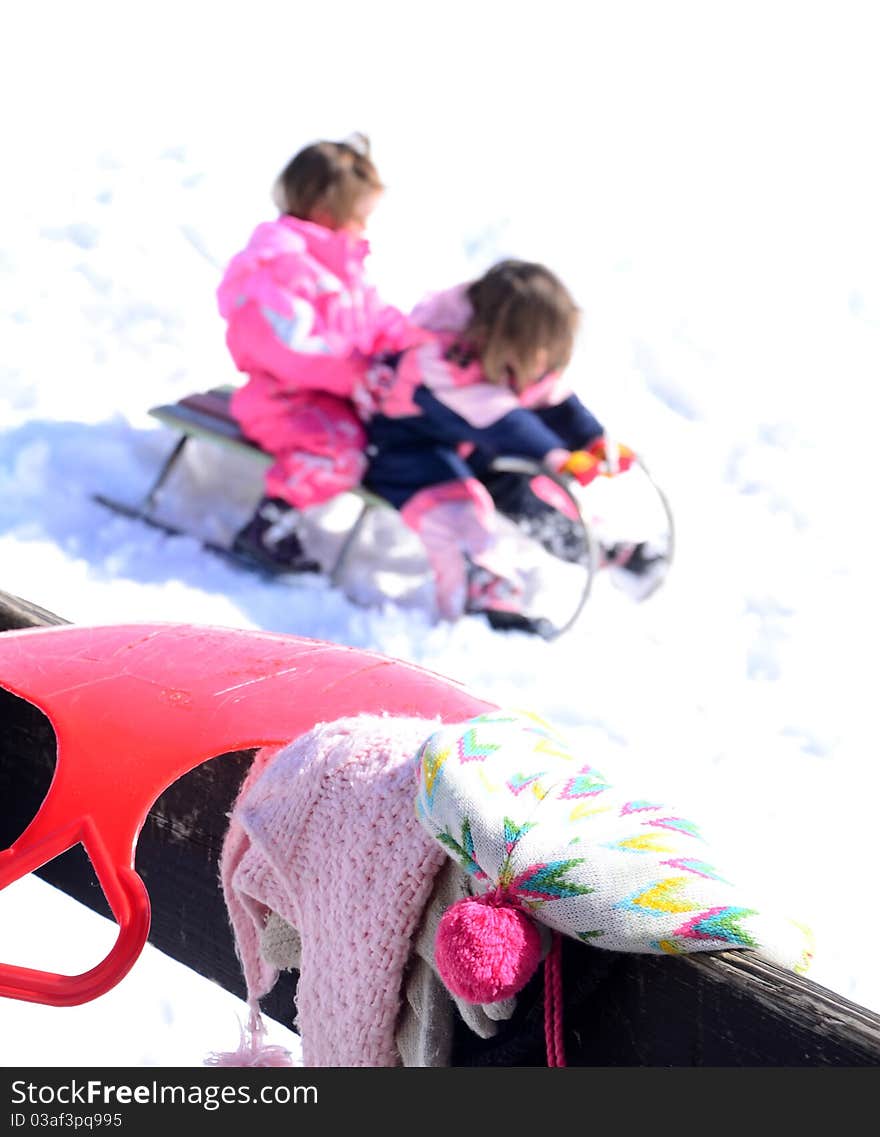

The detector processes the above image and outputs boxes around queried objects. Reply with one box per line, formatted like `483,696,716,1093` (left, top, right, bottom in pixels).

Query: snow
2,0,880,1066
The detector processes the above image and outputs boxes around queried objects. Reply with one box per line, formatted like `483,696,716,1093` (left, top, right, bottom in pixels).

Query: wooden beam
2,588,879,1065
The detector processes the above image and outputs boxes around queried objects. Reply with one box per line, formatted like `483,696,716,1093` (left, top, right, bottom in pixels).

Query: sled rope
544,932,566,1068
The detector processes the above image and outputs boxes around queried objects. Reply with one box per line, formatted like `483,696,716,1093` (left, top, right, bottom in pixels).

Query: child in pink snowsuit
216,134,424,572
356,260,639,634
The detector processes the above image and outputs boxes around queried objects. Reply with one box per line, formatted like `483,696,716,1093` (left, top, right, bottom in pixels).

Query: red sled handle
0,819,150,1005
0,622,494,1006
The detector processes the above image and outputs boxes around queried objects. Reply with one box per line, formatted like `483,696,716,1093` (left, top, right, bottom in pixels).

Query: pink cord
544,932,566,1067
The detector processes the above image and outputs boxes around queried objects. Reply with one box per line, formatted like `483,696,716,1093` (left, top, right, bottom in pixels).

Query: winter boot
465,563,554,639
603,541,667,601
479,469,588,564
231,497,321,575
603,541,665,576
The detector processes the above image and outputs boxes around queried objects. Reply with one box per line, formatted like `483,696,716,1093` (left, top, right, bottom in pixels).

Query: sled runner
95,386,674,638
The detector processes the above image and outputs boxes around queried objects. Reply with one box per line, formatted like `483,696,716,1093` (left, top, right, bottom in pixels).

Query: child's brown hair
462,260,580,388
273,133,384,230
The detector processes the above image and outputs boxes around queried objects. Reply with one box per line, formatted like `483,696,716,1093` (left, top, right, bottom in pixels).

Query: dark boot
231,497,321,575
603,541,668,601
479,469,588,564
465,563,555,639
481,609,557,640
603,541,665,577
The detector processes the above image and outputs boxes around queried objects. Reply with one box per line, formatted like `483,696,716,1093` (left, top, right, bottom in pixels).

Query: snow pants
399,478,524,620
231,376,367,510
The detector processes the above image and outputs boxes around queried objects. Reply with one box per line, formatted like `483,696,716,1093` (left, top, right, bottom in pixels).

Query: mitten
561,449,603,486
587,437,637,475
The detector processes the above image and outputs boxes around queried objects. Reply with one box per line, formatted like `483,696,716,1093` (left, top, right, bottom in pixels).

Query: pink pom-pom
435,895,543,1004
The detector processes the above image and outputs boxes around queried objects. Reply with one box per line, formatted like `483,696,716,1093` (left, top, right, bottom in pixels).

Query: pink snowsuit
217,215,423,509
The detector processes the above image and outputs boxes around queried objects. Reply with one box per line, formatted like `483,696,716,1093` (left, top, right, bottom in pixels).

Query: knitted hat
415,709,813,1007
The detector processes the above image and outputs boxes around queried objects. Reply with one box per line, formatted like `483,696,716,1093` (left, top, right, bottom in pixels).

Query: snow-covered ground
2,1,880,1066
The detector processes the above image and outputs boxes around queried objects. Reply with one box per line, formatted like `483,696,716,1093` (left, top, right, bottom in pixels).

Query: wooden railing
1,588,879,1066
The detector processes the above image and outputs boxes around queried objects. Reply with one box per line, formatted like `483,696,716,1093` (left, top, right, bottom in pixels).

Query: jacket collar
279,214,370,277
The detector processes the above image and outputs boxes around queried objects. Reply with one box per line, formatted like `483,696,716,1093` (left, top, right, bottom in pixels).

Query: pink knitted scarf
219,715,448,1067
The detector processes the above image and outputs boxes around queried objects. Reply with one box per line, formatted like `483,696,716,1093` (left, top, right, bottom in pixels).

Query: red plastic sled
0,623,494,1006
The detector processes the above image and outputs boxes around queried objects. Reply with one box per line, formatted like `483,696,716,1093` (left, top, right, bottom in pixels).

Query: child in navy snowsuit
354,260,637,628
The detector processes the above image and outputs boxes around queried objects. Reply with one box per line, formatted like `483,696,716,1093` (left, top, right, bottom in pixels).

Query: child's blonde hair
462,260,580,387
273,133,384,230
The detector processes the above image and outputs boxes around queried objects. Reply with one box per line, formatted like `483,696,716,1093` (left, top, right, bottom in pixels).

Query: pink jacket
217,215,423,399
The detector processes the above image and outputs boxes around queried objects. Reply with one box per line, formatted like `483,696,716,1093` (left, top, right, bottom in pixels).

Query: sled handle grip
0,820,151,1006
603,436,620,475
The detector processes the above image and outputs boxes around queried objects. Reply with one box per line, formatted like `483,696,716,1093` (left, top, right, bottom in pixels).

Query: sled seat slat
149,386,267,459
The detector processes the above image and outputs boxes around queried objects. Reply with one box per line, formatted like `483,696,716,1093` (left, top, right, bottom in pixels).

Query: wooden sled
1,588,879,1066
95,386,612,639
